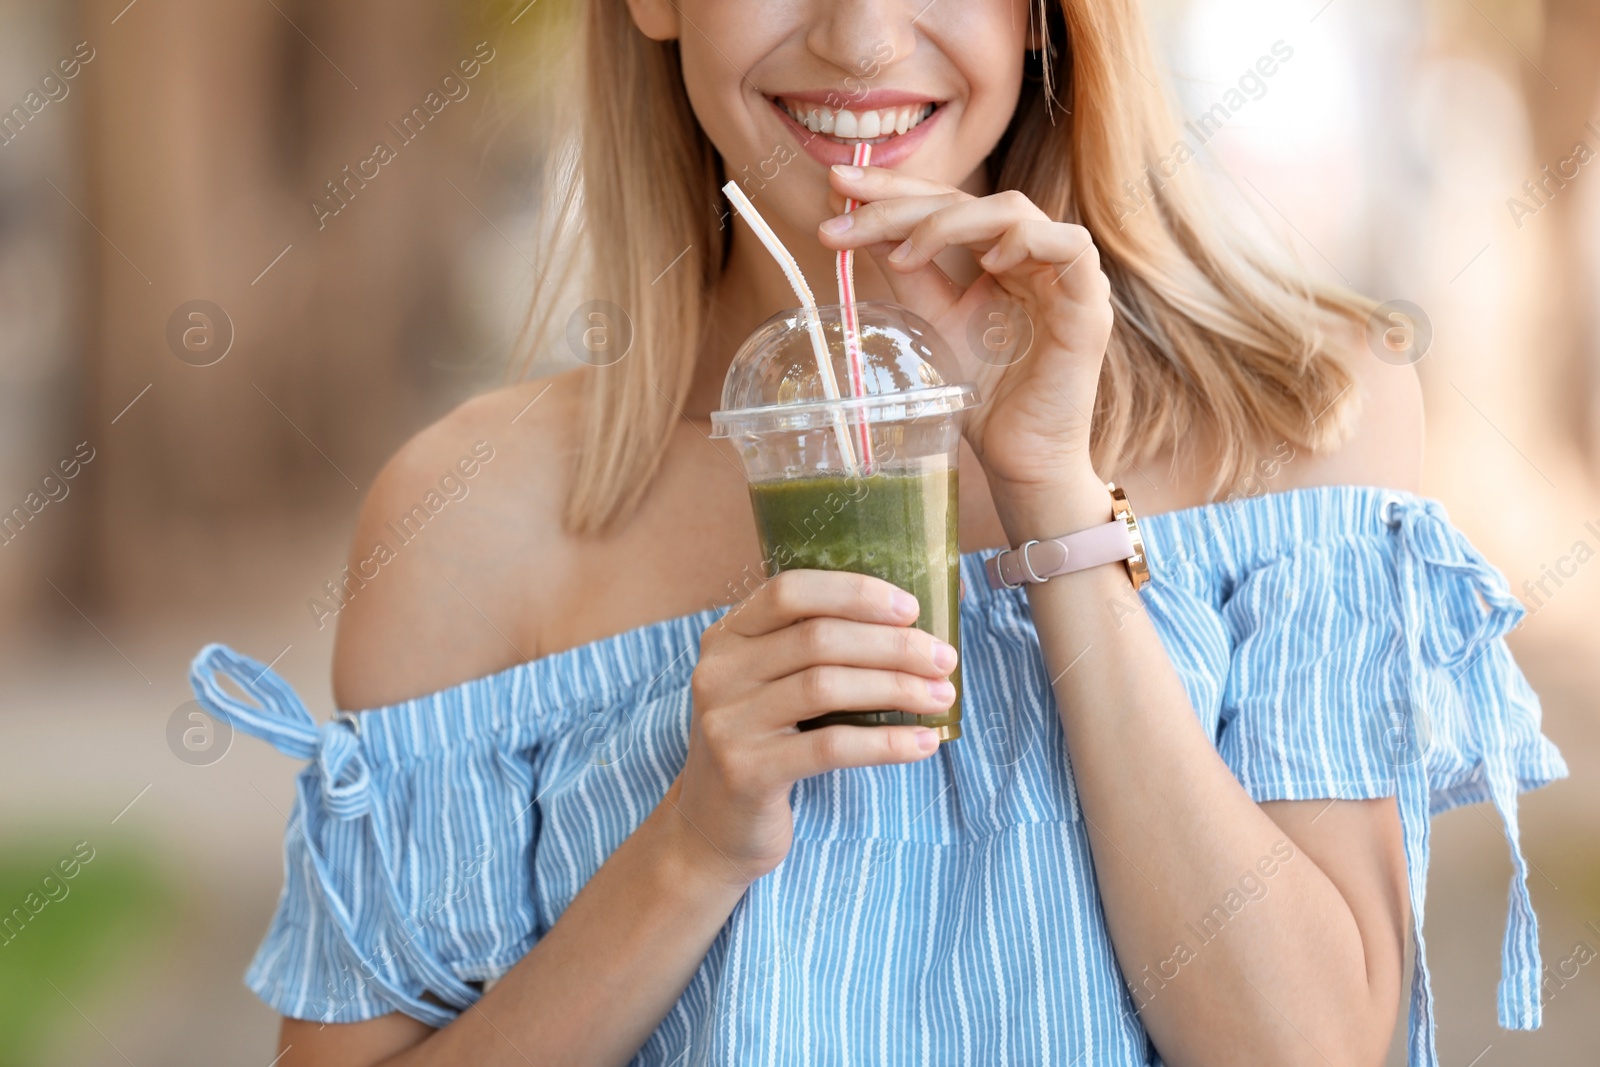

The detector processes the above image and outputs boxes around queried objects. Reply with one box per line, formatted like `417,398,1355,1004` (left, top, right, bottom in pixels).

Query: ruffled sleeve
1214,492,1566,1067
189,643,541,1027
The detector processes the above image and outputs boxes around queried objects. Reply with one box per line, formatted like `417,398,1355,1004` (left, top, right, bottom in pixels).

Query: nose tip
805,3,917,84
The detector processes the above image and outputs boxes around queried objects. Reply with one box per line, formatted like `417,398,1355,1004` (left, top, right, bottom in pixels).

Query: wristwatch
984,483,1150,591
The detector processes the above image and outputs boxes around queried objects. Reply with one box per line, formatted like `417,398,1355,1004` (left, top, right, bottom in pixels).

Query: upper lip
768,89,943,110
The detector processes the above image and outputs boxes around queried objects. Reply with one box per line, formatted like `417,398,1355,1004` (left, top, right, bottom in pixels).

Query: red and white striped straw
836,141,875,471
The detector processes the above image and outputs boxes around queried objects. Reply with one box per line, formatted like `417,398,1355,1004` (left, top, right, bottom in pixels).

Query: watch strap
984,519,1136,590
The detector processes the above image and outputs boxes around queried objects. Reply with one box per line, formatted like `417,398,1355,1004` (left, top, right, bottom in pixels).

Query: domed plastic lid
709,301,981,438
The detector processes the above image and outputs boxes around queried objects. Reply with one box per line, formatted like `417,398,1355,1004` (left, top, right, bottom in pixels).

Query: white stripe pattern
190,486,1567,1066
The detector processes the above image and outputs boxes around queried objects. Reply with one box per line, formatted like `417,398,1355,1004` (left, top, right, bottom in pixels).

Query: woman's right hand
664,570,959,888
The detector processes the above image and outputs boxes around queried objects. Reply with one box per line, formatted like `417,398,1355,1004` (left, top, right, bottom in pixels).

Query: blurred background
0,0,1594,1063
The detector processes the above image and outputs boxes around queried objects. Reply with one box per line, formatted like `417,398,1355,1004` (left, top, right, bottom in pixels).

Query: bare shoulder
331,370,584,710
1274,318,1424,495
1135,320,1424,515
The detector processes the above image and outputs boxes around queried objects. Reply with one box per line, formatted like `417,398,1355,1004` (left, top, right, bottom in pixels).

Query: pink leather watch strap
984,519,1136,590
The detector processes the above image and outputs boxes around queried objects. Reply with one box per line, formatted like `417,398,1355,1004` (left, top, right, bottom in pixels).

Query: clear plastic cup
710,301,983,742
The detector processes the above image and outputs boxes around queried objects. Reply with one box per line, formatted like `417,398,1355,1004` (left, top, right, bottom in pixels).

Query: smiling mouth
771,96,941,145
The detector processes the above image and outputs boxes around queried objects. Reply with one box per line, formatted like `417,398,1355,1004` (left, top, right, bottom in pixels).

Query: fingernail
928,678,956,702
932,640,958,671
915,728,940,752
887,241,912,264
832,164,864,180
893,590,920,617
819,215,853,235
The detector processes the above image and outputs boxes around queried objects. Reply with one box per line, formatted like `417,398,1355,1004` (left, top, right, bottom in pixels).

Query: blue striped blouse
191,485,1566,1066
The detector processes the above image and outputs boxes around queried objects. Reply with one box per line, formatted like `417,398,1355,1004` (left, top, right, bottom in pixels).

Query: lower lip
769,98,943,168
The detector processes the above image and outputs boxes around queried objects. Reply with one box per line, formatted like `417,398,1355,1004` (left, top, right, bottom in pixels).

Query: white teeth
778,98,936,142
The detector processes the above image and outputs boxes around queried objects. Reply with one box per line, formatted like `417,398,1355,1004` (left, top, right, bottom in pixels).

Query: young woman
191,1,1566,1064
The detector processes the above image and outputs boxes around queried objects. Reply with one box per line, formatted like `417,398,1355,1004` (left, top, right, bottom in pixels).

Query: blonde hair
516,0,1371,537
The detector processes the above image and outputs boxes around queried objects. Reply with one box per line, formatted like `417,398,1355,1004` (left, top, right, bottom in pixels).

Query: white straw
722,180,860,475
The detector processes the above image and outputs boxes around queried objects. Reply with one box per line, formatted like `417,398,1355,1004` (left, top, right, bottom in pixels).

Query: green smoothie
748,465,962,739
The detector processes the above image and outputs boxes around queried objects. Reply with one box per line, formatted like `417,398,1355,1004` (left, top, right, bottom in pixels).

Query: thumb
860,241,966,324
862,250,1006,392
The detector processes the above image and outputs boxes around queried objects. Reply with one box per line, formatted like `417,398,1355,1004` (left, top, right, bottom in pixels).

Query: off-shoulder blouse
190,485,1567,1067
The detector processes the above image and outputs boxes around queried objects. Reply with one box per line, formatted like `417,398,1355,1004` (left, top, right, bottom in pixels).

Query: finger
863,237,970,323
818,195,972,319
885,195,1057,271
742,616,958,684
817,193,968,253
718,569,920,639
828,163,957,203
761,663,957,728
978,220,1099,281
766,723,942,781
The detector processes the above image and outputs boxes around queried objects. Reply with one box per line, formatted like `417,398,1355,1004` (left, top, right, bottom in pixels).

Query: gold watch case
1108,482,1151,591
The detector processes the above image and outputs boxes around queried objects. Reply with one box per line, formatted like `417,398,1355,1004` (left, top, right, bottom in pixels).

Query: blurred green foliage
0,836,175,1067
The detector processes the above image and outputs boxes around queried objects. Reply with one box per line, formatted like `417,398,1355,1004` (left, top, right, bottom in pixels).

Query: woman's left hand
818,165,1114,510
